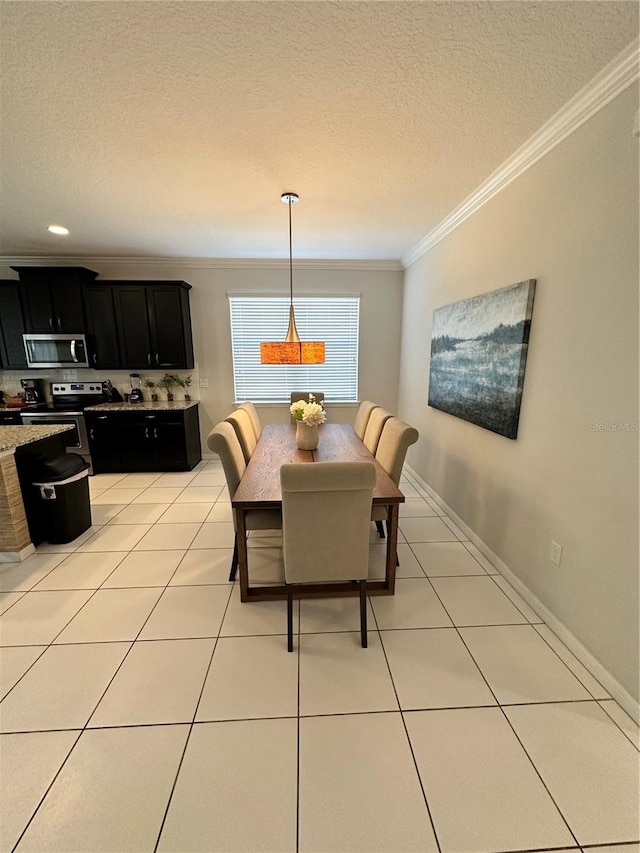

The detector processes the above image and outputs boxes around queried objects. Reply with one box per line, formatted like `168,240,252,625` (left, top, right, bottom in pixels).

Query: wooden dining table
232,422,405,602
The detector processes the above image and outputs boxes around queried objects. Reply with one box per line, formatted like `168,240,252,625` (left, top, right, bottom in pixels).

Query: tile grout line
369,596,443,853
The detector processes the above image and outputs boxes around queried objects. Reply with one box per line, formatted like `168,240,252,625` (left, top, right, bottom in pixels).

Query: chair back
375,417,419,485
353,400,377,440
206,422,247,513
362,407,392,454
237,401,262,441
280,461,375,583
225,409,257,463
290,391,325,406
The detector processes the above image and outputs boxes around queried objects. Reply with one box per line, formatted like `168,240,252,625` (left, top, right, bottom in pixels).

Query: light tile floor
1,461,638,852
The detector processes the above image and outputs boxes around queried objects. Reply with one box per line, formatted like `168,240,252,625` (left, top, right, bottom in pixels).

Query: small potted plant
158,373,178,401
175,374,193,401
290,395,326,450
143,378,158,402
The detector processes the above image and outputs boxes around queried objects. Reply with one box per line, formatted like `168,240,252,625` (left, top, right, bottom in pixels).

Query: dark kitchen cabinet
10,267,98,333
0,411,23,424
108,281,194,370
84,285,121,369
0,281,27,369
86,405,201,473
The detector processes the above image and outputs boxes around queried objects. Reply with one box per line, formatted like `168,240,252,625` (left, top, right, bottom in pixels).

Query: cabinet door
113,285,153,369
118,421,154,472
50,279,85,331
147,286,191,368
0,411,22,424
21,277,54,332
84,286,121,369
87,414,122,473
153,420,187,469
0,283,27,368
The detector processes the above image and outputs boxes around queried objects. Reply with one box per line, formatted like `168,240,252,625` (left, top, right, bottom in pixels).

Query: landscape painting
428,279,536,439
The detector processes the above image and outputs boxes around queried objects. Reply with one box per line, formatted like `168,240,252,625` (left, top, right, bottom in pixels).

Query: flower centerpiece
290,394,326,450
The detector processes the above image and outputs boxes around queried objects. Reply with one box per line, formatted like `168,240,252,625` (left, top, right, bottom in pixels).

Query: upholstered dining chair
237,401,262,442
280,461,376,652
353,400,377,440
362,406,393,454
372,417,419,539
207,422,282,581
225,409,257,464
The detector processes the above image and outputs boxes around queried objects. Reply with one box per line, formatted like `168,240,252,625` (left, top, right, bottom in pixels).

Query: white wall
0,261,404,444
398,86,639,701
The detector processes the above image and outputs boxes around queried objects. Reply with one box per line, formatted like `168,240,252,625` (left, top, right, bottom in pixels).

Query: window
229,295,360,403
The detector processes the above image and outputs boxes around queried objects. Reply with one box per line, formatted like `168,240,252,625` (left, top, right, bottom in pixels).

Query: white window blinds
229,295,360,404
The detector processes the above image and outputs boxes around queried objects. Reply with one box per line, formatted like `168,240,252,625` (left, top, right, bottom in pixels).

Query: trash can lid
31,453,90,484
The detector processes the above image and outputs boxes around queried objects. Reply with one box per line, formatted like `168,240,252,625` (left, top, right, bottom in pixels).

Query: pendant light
260,192,325,364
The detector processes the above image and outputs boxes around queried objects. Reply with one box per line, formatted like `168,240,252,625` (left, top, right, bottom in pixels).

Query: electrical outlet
550,541,563,566
199,378,209,388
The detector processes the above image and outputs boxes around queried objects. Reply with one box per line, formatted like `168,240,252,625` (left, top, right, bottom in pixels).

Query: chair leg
359,579,368,648
375,520,385,539
228,535,239,582
287,586,294,652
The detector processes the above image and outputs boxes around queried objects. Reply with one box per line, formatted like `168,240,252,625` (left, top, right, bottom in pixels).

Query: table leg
385,504,399,593
235,509,249,602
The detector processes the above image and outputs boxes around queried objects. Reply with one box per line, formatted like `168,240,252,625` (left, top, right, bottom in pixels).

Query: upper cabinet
0,281,27,369
83,285,121,370
101,281,194,370
10,266,98,333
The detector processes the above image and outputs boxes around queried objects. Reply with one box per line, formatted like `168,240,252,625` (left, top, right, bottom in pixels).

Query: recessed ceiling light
48,224,69,236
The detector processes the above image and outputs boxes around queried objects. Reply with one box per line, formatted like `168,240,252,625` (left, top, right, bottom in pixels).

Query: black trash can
32,453,92,544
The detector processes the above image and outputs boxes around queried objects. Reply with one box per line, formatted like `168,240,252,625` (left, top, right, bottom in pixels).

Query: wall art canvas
428,279,536,439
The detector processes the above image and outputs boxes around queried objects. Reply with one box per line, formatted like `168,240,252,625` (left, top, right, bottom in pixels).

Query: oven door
20,413,92,472
23,334,90,368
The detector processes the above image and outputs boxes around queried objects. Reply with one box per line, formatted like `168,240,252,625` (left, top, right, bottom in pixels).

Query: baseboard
0,543,36,563
404,465,640,725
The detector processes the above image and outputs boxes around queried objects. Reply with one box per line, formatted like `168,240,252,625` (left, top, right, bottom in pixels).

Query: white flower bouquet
290,394,326,426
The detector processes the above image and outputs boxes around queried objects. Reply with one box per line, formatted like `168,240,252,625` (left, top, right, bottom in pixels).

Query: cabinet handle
57,317,62,329
153,427,158,439
145,427,150,439
93,353,97,365
97,415,108,420
90,428,95,439
155,353,159,365
147,353,152,365
145,414,156,420
49,317,54,328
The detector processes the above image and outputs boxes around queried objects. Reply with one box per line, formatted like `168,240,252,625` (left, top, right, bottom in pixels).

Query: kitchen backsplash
0,366,200,403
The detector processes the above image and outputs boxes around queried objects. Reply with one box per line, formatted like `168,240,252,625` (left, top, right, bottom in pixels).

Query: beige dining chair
362,406,393,454
280,461,376,652
225,409,257,464
207,422,282,581
353,400,377,440
237,401,262,441
372,417,419,540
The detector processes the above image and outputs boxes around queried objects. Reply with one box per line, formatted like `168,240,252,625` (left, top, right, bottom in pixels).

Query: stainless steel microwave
23,333,90,369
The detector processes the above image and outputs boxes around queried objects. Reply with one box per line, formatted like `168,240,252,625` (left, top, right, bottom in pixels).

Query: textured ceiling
0,1,637,260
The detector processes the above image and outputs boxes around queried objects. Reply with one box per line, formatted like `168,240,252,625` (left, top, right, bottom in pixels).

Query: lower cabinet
86,406,201,473
0,411,23,424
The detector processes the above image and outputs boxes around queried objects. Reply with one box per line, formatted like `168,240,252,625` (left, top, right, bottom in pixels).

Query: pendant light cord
288,196,294,307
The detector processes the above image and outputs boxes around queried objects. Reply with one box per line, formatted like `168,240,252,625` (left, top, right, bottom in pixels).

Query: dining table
231,422,405,602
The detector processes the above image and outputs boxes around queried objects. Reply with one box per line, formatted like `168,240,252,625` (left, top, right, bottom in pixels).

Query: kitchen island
0,424,73,562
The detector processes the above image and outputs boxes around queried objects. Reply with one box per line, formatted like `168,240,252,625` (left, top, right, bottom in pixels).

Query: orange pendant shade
260,341,325,364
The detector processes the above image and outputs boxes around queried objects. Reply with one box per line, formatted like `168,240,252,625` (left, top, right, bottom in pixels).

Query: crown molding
0,256,403,272
403,37,640,269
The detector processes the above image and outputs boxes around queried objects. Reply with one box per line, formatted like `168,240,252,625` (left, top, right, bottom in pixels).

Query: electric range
20,382,107,473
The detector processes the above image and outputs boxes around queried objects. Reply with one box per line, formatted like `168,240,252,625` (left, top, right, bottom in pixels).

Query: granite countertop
85,400,199,412
0,424,73,453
